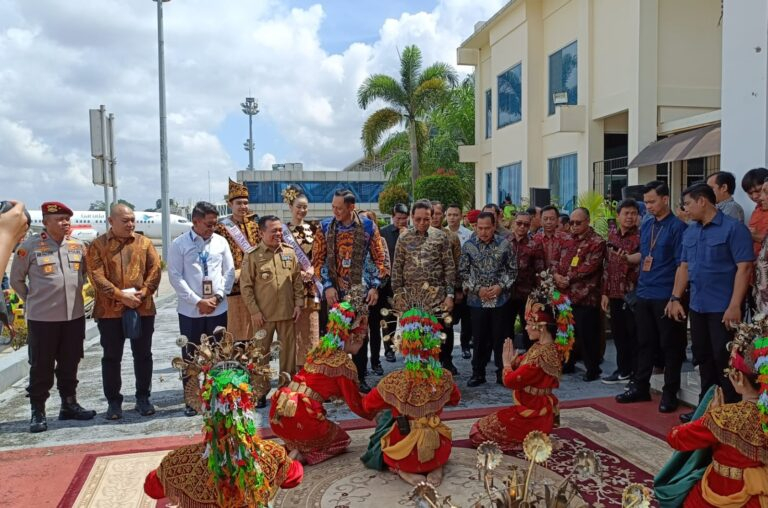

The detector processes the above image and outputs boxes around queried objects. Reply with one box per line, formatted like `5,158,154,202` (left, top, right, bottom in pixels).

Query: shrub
378,184,411,216
413,174,466,209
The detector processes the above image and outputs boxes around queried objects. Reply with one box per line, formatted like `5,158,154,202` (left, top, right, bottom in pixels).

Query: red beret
466,209,481,224
41,201,73,217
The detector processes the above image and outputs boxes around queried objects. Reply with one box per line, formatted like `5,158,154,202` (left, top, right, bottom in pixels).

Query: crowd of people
2,167,768,506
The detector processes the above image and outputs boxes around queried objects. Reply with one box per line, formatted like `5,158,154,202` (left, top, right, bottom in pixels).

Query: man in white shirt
168,201,235,416
445,203,474,359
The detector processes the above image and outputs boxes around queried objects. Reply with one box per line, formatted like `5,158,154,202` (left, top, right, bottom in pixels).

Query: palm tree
357,45,458,192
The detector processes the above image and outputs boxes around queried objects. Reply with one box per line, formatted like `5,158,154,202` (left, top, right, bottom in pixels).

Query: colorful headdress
527,272,576,362
729,315,768,434
171,328,276,506
306,286,368,362
281,184,303,206
228,178,249,201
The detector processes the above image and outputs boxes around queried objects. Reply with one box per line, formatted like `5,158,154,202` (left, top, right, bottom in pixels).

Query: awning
628,123,720,167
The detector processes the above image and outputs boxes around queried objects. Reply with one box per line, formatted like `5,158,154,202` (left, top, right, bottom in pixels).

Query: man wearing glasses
508,211,545,351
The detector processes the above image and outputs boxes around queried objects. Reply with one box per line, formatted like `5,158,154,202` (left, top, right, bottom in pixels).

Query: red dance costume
667,401,768,507
363,370,461,474
270,349,372,464
470,342,561,451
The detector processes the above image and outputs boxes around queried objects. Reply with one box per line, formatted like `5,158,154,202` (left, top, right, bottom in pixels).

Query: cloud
0,0,505,210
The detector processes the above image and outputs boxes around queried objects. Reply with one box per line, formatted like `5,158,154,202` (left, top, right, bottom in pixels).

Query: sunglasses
515,221,531,227
569,220,584,226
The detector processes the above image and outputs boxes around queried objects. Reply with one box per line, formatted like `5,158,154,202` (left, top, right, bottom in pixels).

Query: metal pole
99,105,109,223
156,0,170,262
107,113,117,206
248,112,254,170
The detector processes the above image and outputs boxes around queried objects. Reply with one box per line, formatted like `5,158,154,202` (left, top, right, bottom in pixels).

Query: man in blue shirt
665,183,753,420
616,181,688,413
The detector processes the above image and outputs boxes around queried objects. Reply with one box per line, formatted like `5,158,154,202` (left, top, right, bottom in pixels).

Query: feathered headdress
306,286,368,362
171,327,277,507
728,315,768,434
527,272,576,362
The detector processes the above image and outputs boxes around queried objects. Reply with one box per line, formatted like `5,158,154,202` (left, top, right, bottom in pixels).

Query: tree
89,200,106,211
378,184,411,216
358,45,458,192
413,174,467,210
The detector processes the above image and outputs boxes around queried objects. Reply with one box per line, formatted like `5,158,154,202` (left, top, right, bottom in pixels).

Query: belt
712,459,743,480
523,386,553,396
287,381,324,403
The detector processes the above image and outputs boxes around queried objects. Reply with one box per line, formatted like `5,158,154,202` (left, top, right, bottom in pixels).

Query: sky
0,0,506,211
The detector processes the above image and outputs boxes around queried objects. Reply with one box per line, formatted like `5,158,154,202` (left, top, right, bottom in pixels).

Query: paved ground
0,292,656,452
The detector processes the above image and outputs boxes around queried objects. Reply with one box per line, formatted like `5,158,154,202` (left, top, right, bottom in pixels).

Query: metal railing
592,156,629,201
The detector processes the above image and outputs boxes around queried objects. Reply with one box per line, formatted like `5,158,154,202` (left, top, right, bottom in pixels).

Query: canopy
628,124,720,168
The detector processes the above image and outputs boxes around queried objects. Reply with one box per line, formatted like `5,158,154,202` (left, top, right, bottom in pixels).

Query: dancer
144,329,302,507
269,289,373,464
664,316,768,507
469,272,575,451
361,284,461,487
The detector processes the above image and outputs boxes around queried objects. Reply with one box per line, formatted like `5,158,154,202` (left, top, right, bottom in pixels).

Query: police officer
10,202,96,433
240,215,304,407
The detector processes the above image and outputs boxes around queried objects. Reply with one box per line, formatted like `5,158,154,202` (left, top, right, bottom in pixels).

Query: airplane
28,210,192,240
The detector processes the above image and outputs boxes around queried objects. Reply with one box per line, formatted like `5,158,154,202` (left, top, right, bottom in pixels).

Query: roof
459,0,521,50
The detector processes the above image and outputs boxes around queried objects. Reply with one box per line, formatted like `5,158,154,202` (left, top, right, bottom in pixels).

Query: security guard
10,201,96,433
240,215,304,407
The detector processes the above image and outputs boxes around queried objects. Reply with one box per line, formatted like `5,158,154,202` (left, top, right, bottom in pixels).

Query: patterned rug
63,406,671,507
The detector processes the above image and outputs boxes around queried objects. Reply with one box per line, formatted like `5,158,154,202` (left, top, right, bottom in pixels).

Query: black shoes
615,387,652,404
30,404,47,433
384,350,396,363
359,380,372,394
59,396,96,421
562,364,576,374
659,394,679,413
135,397,156,416
461,349,472,360
443,362,459,375
371,363,384,376
106,401,123,420
467,376,486,387
582,372,601,382
679,411,695,423
184,405,199,416
496,371,504,385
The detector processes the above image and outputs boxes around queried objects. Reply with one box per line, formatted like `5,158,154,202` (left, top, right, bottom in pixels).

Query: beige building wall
459,0,723,208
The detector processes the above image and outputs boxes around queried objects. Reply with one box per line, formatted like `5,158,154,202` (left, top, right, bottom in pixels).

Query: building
457,0,723,210
236,167,387,222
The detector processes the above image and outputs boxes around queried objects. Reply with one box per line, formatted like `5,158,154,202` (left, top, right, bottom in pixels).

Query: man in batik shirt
533,205,570,271
508,211,545,350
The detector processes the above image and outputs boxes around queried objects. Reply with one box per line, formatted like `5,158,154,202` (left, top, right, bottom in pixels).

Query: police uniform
9,201,96,433
240,241,304,376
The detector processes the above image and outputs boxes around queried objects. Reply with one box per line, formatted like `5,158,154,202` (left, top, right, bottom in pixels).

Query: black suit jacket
379,224,402,293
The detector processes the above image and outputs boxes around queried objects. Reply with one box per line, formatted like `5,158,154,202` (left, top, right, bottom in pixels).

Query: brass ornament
621,483,651,508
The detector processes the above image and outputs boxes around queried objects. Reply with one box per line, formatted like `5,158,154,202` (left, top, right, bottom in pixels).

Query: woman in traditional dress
469,273,576,451
144,330,303,507
269,290,373,464
281,185,321,369
664,317,768,507
362,286,461,487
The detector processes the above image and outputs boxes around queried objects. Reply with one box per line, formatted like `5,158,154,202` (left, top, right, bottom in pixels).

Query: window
498,163,522,205
485,89,492,138
244,181,385,204
497,64,522,128
485,173,493,205
548,41,577,115
548,154,578,212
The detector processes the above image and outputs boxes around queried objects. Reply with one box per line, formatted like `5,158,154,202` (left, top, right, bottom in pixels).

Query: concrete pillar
721,0,768,214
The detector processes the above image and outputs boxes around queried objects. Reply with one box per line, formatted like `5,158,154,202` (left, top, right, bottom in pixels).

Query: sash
282,223,323,298
221,217,256,255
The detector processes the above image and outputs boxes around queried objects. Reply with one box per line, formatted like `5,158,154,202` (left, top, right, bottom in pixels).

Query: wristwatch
214,294,224,304
669,295,681,303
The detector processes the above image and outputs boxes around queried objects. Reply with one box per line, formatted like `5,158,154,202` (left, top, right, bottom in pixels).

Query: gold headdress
227,178,249,201
281,184,303,206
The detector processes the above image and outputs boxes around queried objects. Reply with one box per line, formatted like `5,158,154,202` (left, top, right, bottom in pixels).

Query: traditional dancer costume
269,289,373,464
665,316,768,507
144,330,302,507
362,285,461,477
469,272,576,451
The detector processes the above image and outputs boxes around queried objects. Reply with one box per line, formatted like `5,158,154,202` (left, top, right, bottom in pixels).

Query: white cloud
0,0,505,210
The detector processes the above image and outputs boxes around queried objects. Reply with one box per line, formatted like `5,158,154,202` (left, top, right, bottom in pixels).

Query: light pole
241,97,259,170
154,0,171,262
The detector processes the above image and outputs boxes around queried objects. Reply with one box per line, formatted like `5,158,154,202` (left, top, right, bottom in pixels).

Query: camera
0,201,31,226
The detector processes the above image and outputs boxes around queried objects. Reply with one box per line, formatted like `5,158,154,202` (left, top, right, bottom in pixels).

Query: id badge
202,278,214,297
642,255,653,272
342,257,352,268
570,256,580,267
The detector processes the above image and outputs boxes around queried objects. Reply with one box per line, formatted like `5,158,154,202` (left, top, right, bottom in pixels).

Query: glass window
548,41,578,115
548,154,578,212
485,89,492,138
245,180,385,204
498,163,522,205
498,64,522,128
485,173,493,205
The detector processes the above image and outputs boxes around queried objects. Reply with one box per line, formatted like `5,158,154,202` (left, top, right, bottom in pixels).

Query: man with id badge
168,201,234,417
616,181,688,414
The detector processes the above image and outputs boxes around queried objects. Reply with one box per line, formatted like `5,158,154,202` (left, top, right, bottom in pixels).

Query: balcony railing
592,156,628,201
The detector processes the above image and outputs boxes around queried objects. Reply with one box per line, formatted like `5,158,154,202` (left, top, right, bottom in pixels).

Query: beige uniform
241,242,304,374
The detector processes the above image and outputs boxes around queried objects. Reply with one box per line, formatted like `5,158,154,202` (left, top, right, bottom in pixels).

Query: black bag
122,308,142,339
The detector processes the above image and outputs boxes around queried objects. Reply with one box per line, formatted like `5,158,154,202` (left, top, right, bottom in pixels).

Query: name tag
642,256,653,272
342,258,352,268
570,256,580,267
202,278,213,297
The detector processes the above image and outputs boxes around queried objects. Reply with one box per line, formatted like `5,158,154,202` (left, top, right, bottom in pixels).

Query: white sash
221,217,256,254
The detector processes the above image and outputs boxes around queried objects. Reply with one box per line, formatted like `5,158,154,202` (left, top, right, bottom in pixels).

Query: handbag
122,308,142,339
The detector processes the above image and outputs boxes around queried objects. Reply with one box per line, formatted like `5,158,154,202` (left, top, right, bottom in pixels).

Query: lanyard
191,231,210,277
649,223,664,255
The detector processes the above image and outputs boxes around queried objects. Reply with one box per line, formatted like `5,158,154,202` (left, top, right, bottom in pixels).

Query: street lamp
241,97,259,171
154,0,171,262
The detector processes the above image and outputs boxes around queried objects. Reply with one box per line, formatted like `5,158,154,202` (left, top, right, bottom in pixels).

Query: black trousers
568,305,602,376
367,291,394,367
454,299,473,350
98,316,155,404
633,298,687,396
689,310,738,403
178,313,228,387
27,316,86,404
507,298,530,350
469,306,507,378
608,298,637,377
440,321,455,367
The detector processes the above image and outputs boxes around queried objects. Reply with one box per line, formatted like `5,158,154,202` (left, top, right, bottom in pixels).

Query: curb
0,292,176,394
